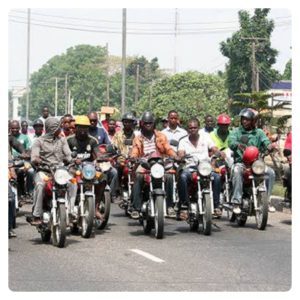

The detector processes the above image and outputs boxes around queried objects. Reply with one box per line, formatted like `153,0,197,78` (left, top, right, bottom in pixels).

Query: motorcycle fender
57,198,66,204
152,189,166,196
84,191,95,198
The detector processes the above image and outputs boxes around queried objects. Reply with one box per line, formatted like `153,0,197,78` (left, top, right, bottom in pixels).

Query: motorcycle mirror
106,144,116,154
71,151,78,158
124,139,133,146
240,135,249,144
170,139,179,147
283,149,291,157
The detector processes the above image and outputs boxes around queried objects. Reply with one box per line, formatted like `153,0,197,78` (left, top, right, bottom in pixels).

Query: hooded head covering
44,117,61,139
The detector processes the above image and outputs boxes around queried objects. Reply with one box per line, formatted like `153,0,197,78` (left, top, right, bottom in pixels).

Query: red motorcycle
224,145,270,230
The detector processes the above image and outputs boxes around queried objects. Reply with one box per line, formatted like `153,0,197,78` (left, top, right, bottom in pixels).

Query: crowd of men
8,106,292,238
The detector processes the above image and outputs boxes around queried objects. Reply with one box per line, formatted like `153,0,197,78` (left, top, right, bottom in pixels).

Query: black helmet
33,119,44,127
141,111,155,123
239,108,256,120
122,112,135,122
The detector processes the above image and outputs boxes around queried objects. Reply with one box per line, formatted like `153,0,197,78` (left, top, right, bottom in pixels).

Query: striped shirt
142,134,156,156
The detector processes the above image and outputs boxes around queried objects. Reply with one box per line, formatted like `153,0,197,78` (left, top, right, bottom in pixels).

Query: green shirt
228,126,271,163
210,129,229,150
12,133,31,157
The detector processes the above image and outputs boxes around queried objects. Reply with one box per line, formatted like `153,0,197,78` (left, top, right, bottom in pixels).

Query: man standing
88,111,111,145
199,114,215,134
162,110,187,152
39,106,50,125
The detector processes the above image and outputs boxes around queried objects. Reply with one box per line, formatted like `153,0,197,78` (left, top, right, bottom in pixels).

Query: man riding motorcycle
66,115,103,218
282,131,292,202
228,108,276,214
177,117,222,218
130,111,177,219
28,117,72,225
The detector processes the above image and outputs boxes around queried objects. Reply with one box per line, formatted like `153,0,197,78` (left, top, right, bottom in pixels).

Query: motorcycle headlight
150,163,165,179
252,160,265,175
198,161,212,177
54,168,72,185
82,164,96,180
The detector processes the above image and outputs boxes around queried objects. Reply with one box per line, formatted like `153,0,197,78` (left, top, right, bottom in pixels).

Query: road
9,203,291,292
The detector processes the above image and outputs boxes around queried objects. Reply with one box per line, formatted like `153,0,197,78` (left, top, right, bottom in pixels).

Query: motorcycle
28,162,72,248
223,140,270,230
117,139,135,216
137,153,168,239
68,152,106,238
8,159,24,229
282,148,292,209
177,155,214,235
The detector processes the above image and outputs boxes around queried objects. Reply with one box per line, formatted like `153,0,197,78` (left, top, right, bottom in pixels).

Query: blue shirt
89,127,111,145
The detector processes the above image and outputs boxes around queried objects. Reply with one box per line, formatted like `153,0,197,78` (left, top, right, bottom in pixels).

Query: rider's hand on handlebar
75,158,82,165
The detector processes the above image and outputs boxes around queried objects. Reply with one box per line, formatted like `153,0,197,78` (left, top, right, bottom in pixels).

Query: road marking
130,249,165,263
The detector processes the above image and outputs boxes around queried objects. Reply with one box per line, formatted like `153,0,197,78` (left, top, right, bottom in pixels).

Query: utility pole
25,8,31,120
106,43,110,106
64,74,68,114
121,8,127,115
241,37,268,94
135,64,140,105
55,77,58,116
173,8,179,74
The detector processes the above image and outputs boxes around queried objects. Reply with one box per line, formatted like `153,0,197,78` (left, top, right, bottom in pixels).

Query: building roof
271,81,292,90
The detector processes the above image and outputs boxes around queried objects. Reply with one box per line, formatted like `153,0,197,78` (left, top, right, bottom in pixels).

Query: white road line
130,249,165,263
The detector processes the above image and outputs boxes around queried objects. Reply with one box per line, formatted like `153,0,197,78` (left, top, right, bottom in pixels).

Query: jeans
177,168,221,208
8,184,15,231
132,167,174,211
231,163,275,204
106,167,119,198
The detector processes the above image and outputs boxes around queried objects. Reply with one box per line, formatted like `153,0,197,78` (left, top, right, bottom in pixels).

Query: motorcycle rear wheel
51,203,67,248
202,193,212,236
154,196,164,239
255,191,268,230
95,190,111,230
81,196,95,238
41,229,51,243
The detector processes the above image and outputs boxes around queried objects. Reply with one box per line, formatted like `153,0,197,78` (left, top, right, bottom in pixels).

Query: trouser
283,164,291,200
231,163,275,204
17,168,35,195
132,171,174,211
32,171,73,218
106,167,119,198
8,184,15,231
177,168,221,208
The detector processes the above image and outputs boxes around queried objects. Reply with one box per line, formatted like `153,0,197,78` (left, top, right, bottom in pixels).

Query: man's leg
231,163,244,214
32,172,46,220
131,173,144,218
165,174,176,217
211,172,222,215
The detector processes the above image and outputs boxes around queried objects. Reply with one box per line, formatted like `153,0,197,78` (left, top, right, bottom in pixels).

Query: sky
8,7,291,90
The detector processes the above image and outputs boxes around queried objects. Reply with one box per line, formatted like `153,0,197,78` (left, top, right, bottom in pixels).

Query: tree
134,71,228,126
282,59,292,80
19,44,108,120
220,9,280,100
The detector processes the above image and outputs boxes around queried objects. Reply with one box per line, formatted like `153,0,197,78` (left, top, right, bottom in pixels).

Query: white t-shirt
178,132,215,166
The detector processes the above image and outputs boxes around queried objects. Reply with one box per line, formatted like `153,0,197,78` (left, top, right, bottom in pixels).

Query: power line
10,9,291,25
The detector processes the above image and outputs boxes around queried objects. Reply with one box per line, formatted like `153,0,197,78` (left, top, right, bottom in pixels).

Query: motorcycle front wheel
41,229,51,243
95,190,111,230
51,203,67,248
202,193,212,236
142,203,153,234
81,196,95,238
154,196,164,239
255,191,268,230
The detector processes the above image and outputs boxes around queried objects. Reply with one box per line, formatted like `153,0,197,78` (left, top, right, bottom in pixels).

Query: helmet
243,146,259,165
239,108,256,120
141,111,155,123
122,112,135,122
75,115,90,126
33,119,44,127
217,114,231,125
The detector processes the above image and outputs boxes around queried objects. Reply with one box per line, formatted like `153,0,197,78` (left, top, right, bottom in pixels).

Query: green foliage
21,45,108,120
282,59,292,80
134,71,228,126
220,9,280,99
